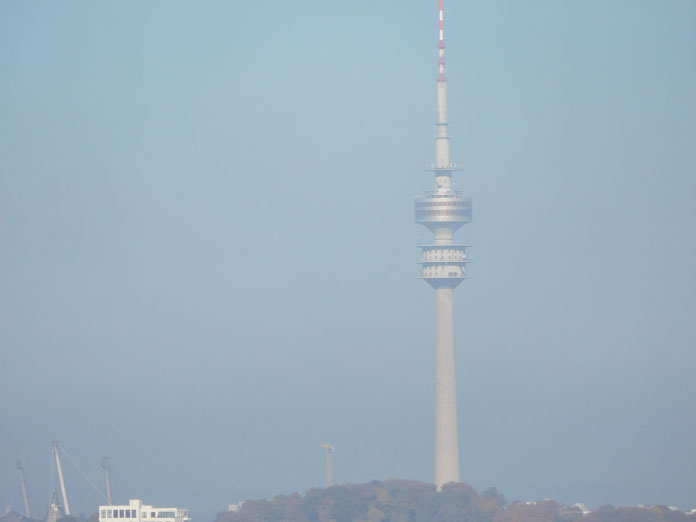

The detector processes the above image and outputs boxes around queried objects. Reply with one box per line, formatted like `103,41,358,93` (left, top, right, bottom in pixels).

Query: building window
120,510,125,518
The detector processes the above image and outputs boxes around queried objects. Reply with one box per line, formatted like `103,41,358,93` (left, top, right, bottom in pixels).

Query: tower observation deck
415,0,471,489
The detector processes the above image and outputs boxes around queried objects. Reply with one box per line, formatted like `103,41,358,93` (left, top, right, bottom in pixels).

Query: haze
1,1,695,521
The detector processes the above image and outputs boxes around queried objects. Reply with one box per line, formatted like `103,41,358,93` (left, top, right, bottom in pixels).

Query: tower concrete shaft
415,0,471,490
434,288,459,485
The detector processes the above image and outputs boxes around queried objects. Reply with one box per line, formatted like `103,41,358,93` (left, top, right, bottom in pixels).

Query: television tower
415,0,472,489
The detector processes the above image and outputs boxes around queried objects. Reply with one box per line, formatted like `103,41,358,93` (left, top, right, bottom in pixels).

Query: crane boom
52,441,71,515
101,458,113,505
16,458,31,518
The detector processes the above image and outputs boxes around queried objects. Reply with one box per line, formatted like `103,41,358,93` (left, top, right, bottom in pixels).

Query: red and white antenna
438,0,446,81
433,0,454,176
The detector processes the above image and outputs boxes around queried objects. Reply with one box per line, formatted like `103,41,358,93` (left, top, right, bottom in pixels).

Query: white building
99,500,190,522
227,502,243,513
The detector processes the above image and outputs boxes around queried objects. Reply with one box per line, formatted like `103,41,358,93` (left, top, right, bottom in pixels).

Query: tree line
214,480,695,522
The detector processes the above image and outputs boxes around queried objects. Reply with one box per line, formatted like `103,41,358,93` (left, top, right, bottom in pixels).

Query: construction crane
16,458,31,518
101,458,113,505
46,489,60,522
51,441,70,515
318,444,334,487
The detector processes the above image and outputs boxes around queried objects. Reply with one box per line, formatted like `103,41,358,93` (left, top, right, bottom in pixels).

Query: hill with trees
214,480,695,522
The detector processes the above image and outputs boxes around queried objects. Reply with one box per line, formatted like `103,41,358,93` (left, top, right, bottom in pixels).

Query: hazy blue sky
1,1,695,520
